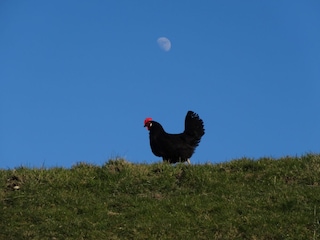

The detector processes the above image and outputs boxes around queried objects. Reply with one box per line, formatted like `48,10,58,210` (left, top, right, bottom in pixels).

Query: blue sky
1,1,320,168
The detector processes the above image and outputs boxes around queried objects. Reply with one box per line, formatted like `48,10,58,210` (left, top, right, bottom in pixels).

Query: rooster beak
144,122,151,130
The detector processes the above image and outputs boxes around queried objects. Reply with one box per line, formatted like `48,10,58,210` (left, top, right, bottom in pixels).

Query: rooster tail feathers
184,111,205,141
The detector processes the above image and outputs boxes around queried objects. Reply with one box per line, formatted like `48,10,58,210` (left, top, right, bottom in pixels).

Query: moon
157,37,171,52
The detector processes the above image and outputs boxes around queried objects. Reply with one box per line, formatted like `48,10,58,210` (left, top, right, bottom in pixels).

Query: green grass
1,154,320,239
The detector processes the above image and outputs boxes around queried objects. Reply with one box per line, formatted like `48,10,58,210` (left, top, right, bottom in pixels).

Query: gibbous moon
157,37,171,52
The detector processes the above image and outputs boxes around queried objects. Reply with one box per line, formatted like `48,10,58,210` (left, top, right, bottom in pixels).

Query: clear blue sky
1,1,320,168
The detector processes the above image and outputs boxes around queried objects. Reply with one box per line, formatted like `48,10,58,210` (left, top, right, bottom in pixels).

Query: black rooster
144,111,205,164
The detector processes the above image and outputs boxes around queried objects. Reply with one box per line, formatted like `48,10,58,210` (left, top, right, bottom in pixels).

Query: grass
1,154,320,239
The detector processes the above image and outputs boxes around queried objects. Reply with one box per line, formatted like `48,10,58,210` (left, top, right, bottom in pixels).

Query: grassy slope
1,154,320,239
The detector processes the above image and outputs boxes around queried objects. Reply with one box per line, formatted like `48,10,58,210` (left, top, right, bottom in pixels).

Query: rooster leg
187,159,191,164
162,158,170,163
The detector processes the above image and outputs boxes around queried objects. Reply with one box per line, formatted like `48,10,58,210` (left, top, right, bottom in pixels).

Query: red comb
144,117,152,125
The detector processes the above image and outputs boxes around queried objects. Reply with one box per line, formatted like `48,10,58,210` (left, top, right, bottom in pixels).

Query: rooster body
144,111,205,164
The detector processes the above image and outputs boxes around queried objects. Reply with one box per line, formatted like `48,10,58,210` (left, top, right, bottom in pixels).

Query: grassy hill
1,154,320,239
